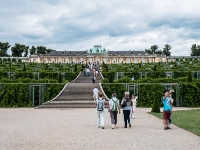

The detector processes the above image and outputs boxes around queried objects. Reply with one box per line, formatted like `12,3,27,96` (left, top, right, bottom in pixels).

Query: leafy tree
163,44,171,56
46,48,53,53
30,46,37,55
11,43,29,57
191,44,200,56
23,47,29,57
0,42,10,56
145,45,162,55
37,46,46,54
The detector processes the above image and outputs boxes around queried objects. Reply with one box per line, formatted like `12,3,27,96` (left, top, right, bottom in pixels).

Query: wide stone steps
37,64,104,108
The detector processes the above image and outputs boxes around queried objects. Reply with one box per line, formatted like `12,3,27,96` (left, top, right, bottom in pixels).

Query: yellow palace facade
29,45,167,64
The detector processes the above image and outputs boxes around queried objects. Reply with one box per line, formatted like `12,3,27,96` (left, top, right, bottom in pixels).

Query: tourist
93,87,99,102
92,76,96,84
95,68,98,76
130,94,138,119
93,68,96,76
95,92,106,129
86,68,90,77
109,93,120,129
162,90,173,130
121,92,133,128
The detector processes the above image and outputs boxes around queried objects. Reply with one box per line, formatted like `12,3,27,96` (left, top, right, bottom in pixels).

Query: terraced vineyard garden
101,59,200,109
0,58,83,107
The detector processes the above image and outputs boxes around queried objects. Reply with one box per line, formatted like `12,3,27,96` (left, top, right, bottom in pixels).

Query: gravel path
0,108,199,150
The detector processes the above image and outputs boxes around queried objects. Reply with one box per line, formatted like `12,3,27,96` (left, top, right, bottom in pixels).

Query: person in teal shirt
162,90,173,130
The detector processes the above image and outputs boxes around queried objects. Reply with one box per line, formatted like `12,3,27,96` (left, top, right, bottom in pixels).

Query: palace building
29,45,167,64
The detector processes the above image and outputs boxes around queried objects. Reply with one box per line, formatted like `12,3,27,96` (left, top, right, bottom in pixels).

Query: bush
151,98,161,113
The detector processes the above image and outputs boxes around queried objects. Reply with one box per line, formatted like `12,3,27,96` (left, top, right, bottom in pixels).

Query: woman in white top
130,94,138,119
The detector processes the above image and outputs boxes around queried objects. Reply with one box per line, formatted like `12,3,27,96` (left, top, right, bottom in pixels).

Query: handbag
121,100,127,108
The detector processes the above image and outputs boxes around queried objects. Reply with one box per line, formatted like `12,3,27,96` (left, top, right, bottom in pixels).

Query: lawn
150,109,200,136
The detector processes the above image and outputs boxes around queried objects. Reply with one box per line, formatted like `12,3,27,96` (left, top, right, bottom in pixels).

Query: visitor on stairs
95,92,106,129
108,93,120,129
121,92,133,128
130,94,138,119
92,76,96,84
93,87,99,102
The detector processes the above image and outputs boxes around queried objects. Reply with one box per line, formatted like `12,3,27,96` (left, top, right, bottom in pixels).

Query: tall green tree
191,44,200,56
30,46,37,55
0,42,10,56
145,45,162,55
37,46,47,54
11,43,29,57
163,44,171,56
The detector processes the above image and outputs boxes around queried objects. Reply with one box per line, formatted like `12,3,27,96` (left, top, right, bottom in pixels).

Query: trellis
114,72,125,80
139,72,148,79
191,71,200,79
29,84,47,106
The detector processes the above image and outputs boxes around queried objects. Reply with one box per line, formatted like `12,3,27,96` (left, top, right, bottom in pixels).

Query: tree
151,98,160,113
37,46,47,54
0,42,10,56
145,45,162,55
11,43,29,57
23,46,29,57
163,44,171,56
191,44,200,56
30,46,36,55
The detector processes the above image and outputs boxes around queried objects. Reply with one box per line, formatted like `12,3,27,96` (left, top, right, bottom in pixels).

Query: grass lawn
150,109,200,136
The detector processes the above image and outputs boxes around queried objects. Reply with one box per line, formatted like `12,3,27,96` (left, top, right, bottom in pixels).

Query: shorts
163,111,171,120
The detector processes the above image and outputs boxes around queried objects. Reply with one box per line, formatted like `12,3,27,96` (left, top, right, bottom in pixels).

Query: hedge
0,83,64,107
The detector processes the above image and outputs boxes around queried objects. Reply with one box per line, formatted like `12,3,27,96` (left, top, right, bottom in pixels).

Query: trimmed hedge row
0,83,64,107
101,83,200,107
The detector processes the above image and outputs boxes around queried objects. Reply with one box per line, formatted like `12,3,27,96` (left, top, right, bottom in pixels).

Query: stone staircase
37,65,103,108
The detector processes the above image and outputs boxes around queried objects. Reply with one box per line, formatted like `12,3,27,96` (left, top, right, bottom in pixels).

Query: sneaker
112,124,115,129
102,127,104,129
129,124,131,127
164,127,168,130
124,126,127,128
167,126,171,129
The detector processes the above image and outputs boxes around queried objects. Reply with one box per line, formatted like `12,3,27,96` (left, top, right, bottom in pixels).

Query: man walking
109,93,120,129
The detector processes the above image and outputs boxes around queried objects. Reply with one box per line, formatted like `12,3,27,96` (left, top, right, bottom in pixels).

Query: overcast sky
1,0,200,56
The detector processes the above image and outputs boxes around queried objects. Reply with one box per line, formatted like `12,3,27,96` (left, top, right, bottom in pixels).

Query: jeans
97,110,105,127
123,110,130,127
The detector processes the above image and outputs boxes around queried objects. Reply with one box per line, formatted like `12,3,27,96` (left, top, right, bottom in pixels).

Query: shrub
151,98,161,113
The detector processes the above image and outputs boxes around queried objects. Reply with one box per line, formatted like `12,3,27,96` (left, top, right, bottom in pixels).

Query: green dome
87,45,108,55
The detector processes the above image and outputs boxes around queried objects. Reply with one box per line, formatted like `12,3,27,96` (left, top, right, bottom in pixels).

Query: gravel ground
0,107,199,150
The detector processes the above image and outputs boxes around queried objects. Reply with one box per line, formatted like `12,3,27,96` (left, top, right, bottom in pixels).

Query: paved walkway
0,108,199,150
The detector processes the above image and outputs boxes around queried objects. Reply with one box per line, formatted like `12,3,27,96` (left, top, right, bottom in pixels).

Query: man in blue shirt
162,90,173,130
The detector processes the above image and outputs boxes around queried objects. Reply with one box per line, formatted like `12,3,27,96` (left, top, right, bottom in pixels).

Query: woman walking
130,94,138,119
121,92,133,128
95,92,106,129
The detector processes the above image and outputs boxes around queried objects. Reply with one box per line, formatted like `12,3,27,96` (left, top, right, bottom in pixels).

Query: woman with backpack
95,92,106,129
121,92,133,128
108,93,121,129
